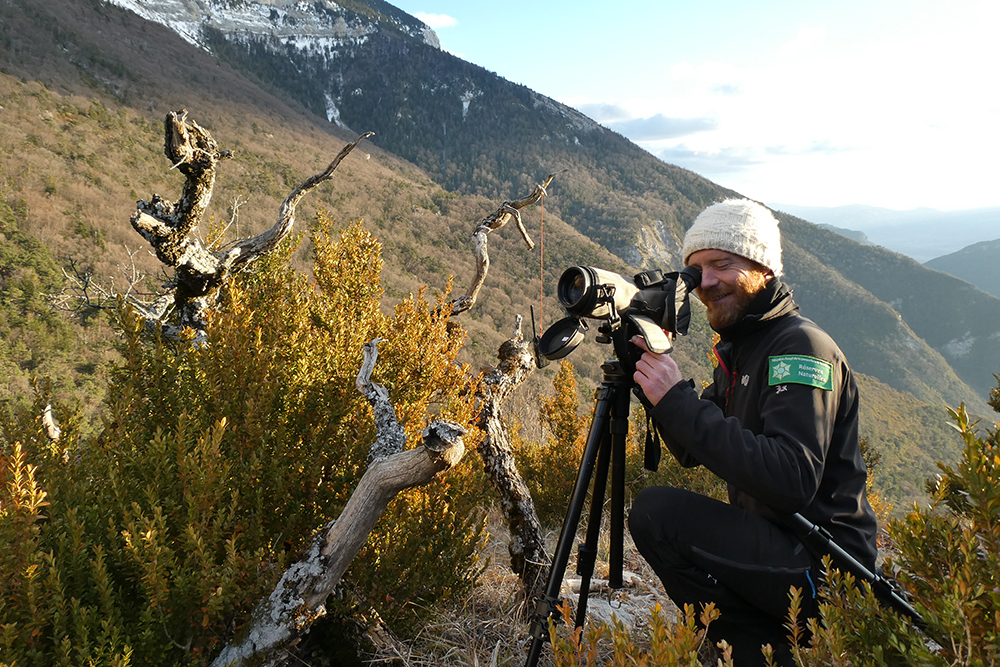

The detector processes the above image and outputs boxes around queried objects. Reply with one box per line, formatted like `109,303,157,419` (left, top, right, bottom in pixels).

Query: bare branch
45,249,174,327
210,347,467,667
221,131,375,272
448,171,564,316
356,338,406,464
436,171,568,602
124,111,372,336
474,317,550,603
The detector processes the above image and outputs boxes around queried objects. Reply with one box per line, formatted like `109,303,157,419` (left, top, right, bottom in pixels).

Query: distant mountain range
771,203,1000,263
925,238,1000,299
2,0,999,504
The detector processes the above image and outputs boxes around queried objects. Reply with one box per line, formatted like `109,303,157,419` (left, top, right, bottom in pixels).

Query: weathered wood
356,338,406,463
129,111,372,336
210,337,467,667
441,173,564,603
210,425,467,667
475,317,551,603
449,172,562,315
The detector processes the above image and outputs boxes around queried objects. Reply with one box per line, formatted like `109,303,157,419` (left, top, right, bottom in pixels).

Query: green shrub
784,398,998,665
548,599,733,667
516,361,590,527
0,214,487,665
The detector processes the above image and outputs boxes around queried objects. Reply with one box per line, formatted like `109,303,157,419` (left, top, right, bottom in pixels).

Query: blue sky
389,0,999,212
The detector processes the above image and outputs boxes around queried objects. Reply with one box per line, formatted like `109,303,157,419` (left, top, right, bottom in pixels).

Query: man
628,199,877,665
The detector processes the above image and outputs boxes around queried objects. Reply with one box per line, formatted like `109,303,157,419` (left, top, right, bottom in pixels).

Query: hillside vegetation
925,237,1000,299
0,0,983,506
0,0,999,661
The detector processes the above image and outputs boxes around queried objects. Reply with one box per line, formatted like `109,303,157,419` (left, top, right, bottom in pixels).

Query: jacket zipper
714,345,738,409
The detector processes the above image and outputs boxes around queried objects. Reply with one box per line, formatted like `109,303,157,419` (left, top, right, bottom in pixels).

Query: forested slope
0,0,985,504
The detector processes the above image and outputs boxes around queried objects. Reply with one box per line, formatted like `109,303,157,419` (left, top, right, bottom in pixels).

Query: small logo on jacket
775,385,788,394
771,360,792,381
741,374,750,386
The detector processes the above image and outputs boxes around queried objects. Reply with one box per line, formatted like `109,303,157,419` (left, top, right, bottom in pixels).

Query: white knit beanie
681,199,783,277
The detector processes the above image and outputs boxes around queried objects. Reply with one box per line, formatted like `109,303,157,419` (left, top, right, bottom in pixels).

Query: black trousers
628,487,820,666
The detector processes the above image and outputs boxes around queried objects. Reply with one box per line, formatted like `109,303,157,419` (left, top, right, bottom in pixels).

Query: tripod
524,357,635,667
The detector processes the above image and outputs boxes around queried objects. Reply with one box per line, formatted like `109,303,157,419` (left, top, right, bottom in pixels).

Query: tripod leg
608,379,632,589
525,384,615,667
576,379,630,627
573,427,612,627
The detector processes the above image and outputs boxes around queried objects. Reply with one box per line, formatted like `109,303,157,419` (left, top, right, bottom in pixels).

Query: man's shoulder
760,314,852,392
764,312,844,361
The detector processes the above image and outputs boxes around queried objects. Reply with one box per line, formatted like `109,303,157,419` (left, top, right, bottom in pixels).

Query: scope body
557,267,639,320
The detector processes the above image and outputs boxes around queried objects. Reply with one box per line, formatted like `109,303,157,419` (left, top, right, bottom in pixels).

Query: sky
388,0,999,212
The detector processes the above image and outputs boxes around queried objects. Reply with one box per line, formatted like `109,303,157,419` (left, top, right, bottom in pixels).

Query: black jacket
650,279,878,569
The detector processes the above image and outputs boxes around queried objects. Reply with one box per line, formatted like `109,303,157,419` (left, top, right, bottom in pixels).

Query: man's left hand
632,335,684,405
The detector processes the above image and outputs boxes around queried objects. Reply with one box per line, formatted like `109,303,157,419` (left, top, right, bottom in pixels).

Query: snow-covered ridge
104,0,439,50
531,92,601,134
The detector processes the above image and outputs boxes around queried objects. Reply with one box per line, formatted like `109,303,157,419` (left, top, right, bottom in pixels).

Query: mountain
925,238,1000,299
105,0,733,267
776,214,1000,404
0,0,995,503
49,0,997,408
816,223,871,245
771,203,1000,262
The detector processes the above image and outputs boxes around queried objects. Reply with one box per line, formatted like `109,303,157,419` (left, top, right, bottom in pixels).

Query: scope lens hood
557,267,598,315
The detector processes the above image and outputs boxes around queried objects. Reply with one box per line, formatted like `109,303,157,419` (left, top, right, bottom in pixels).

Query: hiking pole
784,513,927,631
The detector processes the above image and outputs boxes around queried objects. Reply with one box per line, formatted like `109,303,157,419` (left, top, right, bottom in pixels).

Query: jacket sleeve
652,379,722,469
648,327,844,513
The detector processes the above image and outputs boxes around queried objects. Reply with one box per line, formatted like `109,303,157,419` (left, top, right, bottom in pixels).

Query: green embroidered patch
768,355,833,390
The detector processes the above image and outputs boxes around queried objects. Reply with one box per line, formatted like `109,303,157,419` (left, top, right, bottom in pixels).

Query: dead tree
443,180,568,603
107,112,555,660
211,340,468,667
209,179,562,664
475,317,550,603
128,110,372,337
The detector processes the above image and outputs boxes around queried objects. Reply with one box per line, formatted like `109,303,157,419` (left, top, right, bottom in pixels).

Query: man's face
686,249,773,331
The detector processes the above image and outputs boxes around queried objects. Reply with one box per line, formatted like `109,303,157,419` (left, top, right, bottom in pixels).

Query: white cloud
609,114,717,141
575,102,632,123
657,145,765,176
777,26,827,58
414,12,457,29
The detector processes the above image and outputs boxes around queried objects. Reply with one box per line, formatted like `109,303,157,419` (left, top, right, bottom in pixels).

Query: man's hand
632,335,684,405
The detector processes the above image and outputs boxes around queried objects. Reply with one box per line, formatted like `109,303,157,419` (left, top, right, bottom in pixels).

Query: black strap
644,410,661,472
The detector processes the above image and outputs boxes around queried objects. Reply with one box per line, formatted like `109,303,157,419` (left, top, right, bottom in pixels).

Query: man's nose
699,268,719,289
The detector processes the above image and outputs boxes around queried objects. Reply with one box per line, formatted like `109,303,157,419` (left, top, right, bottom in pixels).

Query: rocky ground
367,508,683,666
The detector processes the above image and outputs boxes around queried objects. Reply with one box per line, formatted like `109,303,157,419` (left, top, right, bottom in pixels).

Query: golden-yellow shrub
0,214,487,664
